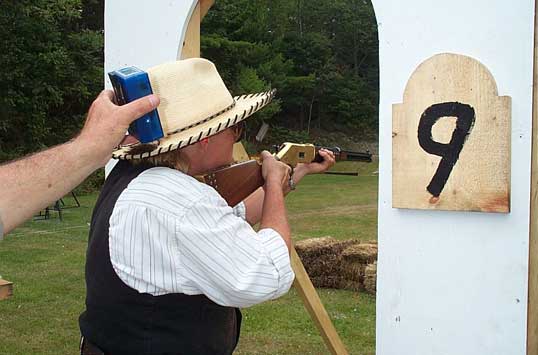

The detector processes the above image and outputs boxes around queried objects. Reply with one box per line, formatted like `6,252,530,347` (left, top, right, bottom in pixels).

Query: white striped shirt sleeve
110,204,180,296
232,201,246,220
108,167,294,308
176,194,294,308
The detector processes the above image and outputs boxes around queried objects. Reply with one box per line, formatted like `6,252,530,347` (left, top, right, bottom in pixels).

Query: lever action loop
288,167,296,191
288,176,296,191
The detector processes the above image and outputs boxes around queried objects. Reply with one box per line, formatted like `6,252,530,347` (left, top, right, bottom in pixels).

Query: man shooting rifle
79,58,335,355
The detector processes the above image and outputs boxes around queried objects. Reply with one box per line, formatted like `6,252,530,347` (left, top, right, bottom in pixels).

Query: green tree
0,0,379,161
0,0,103,160
201,0,378,141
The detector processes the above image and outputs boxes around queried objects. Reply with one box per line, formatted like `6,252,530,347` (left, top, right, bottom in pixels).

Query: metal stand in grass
184,2,350,354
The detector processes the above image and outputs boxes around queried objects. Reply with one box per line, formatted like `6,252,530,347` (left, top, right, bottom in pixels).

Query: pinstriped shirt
108,167,294,308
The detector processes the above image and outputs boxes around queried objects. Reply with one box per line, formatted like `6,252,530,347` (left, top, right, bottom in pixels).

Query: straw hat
112,58,276,160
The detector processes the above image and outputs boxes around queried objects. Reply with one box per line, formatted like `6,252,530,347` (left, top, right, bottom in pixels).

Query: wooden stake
0,279,13,300
181,2,200,59
180,0,214,59
199,0,215,19
292,247,349,355
527,1,538,354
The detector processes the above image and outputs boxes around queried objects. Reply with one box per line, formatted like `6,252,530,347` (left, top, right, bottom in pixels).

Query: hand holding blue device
108,67,164,144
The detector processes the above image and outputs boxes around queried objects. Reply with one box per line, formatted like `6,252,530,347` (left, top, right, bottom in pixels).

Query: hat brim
112,89,275,160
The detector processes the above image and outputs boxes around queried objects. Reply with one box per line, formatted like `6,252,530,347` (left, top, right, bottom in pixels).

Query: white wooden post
372,1,536,354
104,0,198,176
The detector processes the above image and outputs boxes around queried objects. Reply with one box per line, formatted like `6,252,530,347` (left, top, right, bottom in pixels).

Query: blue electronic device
108,66,164,143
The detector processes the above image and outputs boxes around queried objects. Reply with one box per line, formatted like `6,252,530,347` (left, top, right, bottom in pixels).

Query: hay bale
340,279,362,292
340,261,365,282
294,236,336,251
341,243,378,264
310,276,343,289
302,259,342,278
364,262,377,294
295,237,356,257
295,237,356,277
295,237,378,294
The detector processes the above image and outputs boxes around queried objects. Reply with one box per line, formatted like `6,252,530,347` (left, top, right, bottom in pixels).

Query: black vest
79,161,241,355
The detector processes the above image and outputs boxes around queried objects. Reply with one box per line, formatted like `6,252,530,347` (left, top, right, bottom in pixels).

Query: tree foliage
0,0,103,160
0,0,378,160
201,0,379,140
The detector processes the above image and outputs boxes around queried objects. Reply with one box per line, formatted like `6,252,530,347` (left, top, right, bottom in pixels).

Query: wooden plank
180,2,201,59
392,53,511,213
0,279,13,300
232,142,250,163
528,2,538,354
179,0,214,60
200,0,215,20
291,247,349,355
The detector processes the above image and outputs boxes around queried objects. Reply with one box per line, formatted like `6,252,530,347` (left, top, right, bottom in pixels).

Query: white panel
372,1,534,354
104,0,197,175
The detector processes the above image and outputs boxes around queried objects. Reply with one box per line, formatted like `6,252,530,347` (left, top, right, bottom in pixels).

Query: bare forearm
0,139,97,234
244,166,308,225
0,91,159,236
243,187,264,225
259,179,291,250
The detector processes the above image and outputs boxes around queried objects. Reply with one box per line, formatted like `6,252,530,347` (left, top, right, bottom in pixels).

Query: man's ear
198,137,209,152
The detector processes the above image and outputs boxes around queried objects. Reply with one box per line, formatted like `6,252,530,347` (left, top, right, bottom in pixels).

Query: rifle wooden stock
201,160,264,206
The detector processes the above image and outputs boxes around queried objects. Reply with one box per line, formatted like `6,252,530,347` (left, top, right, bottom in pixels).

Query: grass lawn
0,161,378,355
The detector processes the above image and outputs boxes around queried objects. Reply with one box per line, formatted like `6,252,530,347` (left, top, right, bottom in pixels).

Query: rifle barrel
314,146,372,163
339,150,372,162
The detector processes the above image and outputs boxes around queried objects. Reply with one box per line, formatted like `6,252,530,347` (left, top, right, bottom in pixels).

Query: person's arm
107,168,295,308
242,149,336,226
177,184,295,307
0,90,159,235
258,151,292,249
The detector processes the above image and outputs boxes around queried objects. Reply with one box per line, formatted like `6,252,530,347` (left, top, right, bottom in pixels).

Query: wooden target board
392,53,511,213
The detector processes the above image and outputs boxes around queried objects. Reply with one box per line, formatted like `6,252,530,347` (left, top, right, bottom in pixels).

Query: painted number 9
417,102,475,201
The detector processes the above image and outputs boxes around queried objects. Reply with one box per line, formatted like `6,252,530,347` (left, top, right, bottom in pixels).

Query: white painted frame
373,1,535,354
104,0,198,176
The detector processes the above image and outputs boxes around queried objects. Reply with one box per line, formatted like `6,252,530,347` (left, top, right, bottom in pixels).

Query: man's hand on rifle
296,148,336,174
258,150,292,250
241,149,335,227
285,148,336,194
260,150,292,192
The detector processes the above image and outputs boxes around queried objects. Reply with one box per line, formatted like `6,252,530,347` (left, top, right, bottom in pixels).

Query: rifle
200,142,372,206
